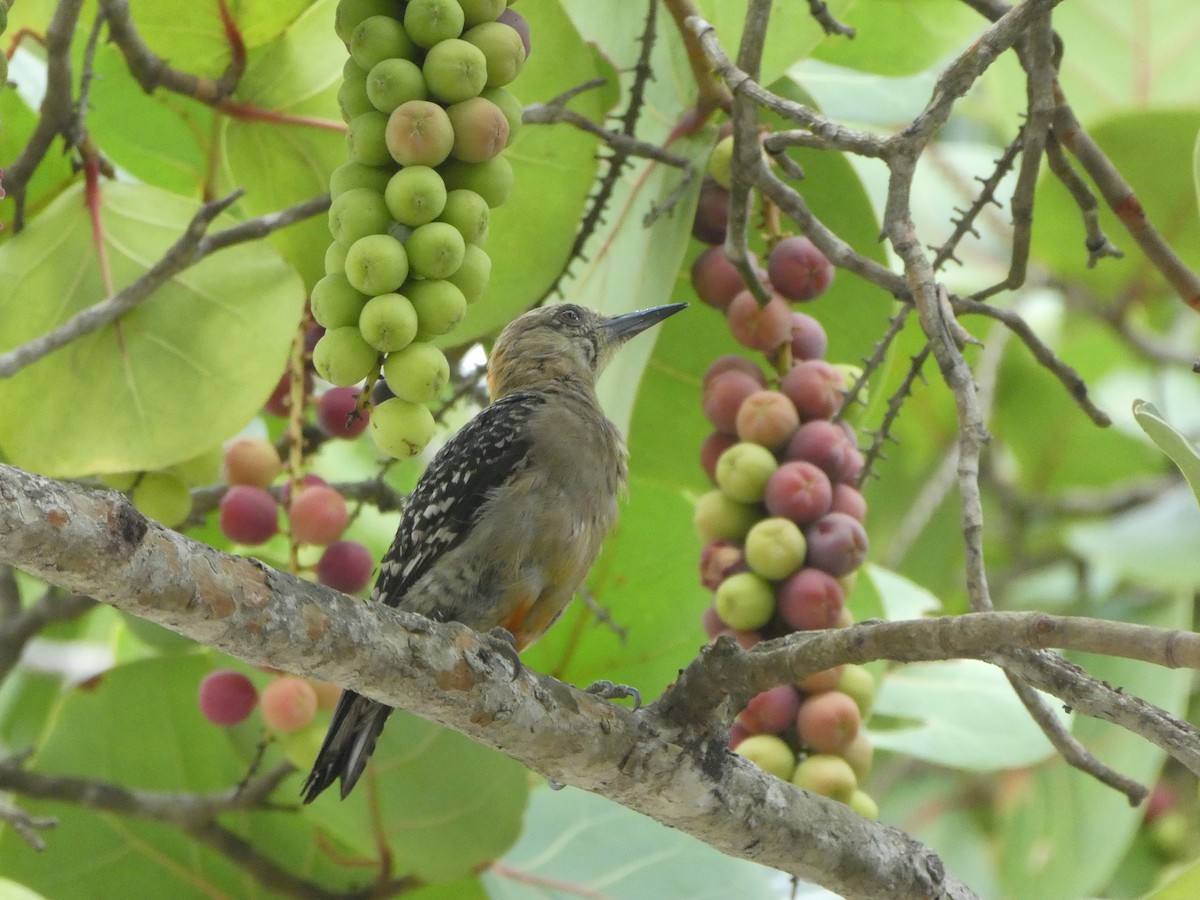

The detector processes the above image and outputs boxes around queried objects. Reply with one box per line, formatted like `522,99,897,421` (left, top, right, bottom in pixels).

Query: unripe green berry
791,753,857,803
387,100,455,167
836,664,876,719
715,571,775,631
382,342,451,403
384,165,448,226
447,244,491,303
439,156,513,207
338,67,374,121
329,162,391,199
344,234,409,295
848,790,879,820
734,734,796,782
335,0,403,44
438,189,490,245
370,397,436,459
407,279,467,336
366,57,427,114
744,517,807,581
446,96,510,162
480,87,522,145
715,441,777,504
462,21,526,87
708,134,734,189
313,327,379,386
346,111,392,166
693,489,758,543
324,241,348,275
328,187,391,246
350,15,417,70
132,472,193,528
311,273,368,329
459,0,505,27
359,293,419,352
404,0,465,48
406,221,466,279
422,38,488,104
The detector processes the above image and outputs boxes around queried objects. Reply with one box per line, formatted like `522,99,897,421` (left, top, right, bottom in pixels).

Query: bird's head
486,302,687,399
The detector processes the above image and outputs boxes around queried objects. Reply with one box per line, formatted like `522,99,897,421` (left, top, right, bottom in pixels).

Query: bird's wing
372,390,546,606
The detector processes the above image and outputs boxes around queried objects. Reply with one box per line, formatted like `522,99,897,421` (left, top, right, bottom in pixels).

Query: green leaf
864,564,943,621
868,660,1063,770
1144,855,1200,900
480,785,798,899
1133,399,1200,506
0,879,50,900
811,0,981,77
996,593,1192,899
302,711,529,883
0,182,304,477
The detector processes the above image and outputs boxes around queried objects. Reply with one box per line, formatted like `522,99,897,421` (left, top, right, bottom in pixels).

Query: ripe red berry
767,236,834,302
289,485,350,546
316,540,374,593
727,290,792,352
317,387,369,439
219,485,280,545
198,669,258,726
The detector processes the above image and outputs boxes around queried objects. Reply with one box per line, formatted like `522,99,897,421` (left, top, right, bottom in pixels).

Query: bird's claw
486,626,522,680
584,679,641,710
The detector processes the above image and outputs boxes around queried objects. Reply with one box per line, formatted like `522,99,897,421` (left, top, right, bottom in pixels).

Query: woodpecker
302,301,686,803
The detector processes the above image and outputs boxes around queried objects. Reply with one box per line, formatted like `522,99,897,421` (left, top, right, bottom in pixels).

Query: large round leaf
0,182,304,476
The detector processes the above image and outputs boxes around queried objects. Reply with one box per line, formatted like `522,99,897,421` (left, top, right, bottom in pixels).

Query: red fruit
496,8,530,57
692,177,730,244
219,485,280,545
735,389,800,451
700,540,745,591
727,290,792,352
260,676,319,733
780,360,845,421
700,431,738,484
289,485,350,546
728,721,750,750
738,685,802,735
703,354,766,390
198,669,258,726
703,369,763,435
777,568,845,631
764,460,833,525
785,420,858,483
789,312,828,361
280,473,328,508
804,513,869,577
767,235,834,302
831,483,868,521
316,540,374,593
798,665,845,695
317,387,369,439
795,689,861,753
692,246,754,311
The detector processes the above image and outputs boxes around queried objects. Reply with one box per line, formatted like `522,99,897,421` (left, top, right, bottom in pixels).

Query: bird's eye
557,306,581,325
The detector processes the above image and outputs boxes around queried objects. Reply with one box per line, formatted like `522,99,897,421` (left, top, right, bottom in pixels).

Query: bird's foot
584,679,642,710
486,627,522,680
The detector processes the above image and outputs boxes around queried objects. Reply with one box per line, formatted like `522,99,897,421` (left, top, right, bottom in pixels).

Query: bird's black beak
601,303,687,344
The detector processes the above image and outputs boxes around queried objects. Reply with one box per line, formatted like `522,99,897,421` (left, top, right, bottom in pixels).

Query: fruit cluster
312,0,528,460
689,129,880,816
218,434,374,593
198,668,341,767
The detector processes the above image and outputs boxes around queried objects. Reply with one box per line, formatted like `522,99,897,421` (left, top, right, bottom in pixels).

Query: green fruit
350,15,417,70
438,189,489,245
459,0,505,27
462,21,526,88
734,734,796,782
693,489,757,542
386,100,455,167
313,327,379,386
481,86,522,145
405,221,466,279
346,111,392,166
407,279,467,336
404,0,465,48
325,241,348,275
168,446,223,486
439,155,513,207
132,472,193,528
338,67,374,121
328,187,391,246
359,292,419,352
834,363,867,424
422,38,488,104
370,397,437,459
366,57,428,113
344,234,410,295
447,244,491,303
791,754,857,803
847,790,879,820
836,665,877,719
335,0,402,43
382,342,451,403
715,441,777,503
384,165,447,226
446,96,509,162
99,472,138,491
329,161,392,199
744,517,807,581
714,571,775,631
311,273,369,329
708,134,734,189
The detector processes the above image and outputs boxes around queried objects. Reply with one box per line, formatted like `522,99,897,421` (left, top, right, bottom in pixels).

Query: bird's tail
301,690,392,803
